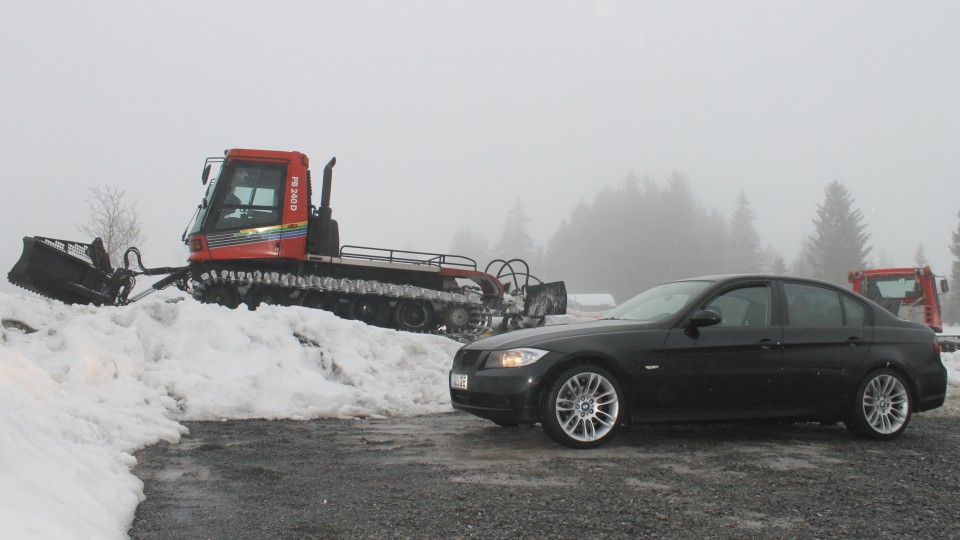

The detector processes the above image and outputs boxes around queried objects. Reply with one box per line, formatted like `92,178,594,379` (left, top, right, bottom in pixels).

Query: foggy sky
2,1,959,293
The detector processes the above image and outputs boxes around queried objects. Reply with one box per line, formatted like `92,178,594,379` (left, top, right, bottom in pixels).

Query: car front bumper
448,356,554,424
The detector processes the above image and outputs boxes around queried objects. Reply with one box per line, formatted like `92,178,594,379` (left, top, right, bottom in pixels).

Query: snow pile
0,291,461,539
943,325,960,393
943,351,959,390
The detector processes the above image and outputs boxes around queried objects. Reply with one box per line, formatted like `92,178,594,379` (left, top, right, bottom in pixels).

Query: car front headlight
486,348,549,368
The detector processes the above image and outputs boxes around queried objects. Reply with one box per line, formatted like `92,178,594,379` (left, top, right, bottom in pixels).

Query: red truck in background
849,266,958,352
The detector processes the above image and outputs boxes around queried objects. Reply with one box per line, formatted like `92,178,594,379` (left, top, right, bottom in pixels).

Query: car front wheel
847,369,912,440
541,364,623,449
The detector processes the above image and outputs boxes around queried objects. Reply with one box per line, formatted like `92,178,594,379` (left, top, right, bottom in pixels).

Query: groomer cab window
210,161,287,232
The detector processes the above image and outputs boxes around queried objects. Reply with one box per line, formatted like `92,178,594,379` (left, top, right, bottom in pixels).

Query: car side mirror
942,280,949,294
688,309,722,328
202,164,211,185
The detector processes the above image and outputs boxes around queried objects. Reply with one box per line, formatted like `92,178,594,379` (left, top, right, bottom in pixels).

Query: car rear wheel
847,369,912,440
541,364,623,449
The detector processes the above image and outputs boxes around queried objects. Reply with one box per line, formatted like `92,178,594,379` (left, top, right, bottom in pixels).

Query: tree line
452,173,960,325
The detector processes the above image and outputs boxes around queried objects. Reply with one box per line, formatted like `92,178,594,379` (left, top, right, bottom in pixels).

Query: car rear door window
784,283,843,326
841,295,868,326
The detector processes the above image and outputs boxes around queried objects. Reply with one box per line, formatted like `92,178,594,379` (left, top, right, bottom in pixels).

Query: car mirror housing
688,309,722,328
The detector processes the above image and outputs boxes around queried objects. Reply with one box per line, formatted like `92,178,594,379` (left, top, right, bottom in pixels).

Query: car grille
453,349,483,369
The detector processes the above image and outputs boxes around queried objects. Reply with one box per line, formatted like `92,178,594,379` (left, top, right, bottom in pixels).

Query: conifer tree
450,227,490,268
726,191,763,273
493,200,539,264
913,243,928,267
945,212,960,325
764,246,788,275
806,180,871,285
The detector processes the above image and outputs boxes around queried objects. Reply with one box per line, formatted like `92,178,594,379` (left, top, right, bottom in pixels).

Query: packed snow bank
944,352,959,387
942,326,960,395
0,291,461,539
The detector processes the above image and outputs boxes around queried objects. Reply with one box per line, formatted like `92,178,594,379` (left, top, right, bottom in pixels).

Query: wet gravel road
131,410,960,539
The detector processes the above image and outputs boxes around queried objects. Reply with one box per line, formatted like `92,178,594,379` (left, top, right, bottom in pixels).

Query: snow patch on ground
0,291,461,539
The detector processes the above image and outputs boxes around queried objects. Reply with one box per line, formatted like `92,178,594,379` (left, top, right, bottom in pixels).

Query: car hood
467,319,662,351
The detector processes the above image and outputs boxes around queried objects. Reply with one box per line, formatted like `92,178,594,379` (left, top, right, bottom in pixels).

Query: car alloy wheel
542,364,622,449
849,369,912,440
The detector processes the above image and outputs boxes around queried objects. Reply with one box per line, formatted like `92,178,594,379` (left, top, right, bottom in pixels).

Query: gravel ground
131,404,960,539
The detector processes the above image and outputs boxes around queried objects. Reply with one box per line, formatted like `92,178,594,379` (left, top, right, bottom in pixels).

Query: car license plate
450,373,468,390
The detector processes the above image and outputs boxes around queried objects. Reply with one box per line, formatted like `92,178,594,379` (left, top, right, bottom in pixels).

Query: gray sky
2,0,959,291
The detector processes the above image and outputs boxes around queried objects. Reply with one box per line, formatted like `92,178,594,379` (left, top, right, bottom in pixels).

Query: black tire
394,300,435,332
348,296,392,327
846,369,912,440
245,287,287,310
541,364,624,449
300,291,337,313
200,285,240,308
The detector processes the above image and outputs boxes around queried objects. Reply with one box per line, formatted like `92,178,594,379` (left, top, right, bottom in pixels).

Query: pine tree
700,208,729,275
806,180,871,285
945,212,960,325
913,243,928,267
450,227,490,268
763,245,788,274
725,191,763,273
658,173,701,281
493,200,539,264
791,242,815,277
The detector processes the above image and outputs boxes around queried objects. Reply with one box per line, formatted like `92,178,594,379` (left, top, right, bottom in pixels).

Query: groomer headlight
486,348,549,368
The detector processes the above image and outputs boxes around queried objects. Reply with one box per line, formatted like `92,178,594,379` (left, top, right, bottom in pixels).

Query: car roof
675,274,846,289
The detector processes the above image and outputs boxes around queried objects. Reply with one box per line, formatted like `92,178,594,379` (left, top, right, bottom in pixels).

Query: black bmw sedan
450,275,948,448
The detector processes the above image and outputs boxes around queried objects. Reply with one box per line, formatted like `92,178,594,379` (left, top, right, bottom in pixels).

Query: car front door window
705,285,772,327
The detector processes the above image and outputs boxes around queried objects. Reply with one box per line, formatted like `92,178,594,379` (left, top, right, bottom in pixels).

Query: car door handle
758,339,781,350
846,337,866,347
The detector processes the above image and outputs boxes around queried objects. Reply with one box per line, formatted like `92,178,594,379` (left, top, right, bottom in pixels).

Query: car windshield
604,280,712,321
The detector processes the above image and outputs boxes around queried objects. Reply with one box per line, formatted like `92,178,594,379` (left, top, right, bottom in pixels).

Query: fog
2,1,958,294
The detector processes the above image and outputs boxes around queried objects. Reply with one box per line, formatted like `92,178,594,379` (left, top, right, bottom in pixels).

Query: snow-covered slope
0,291,461,539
